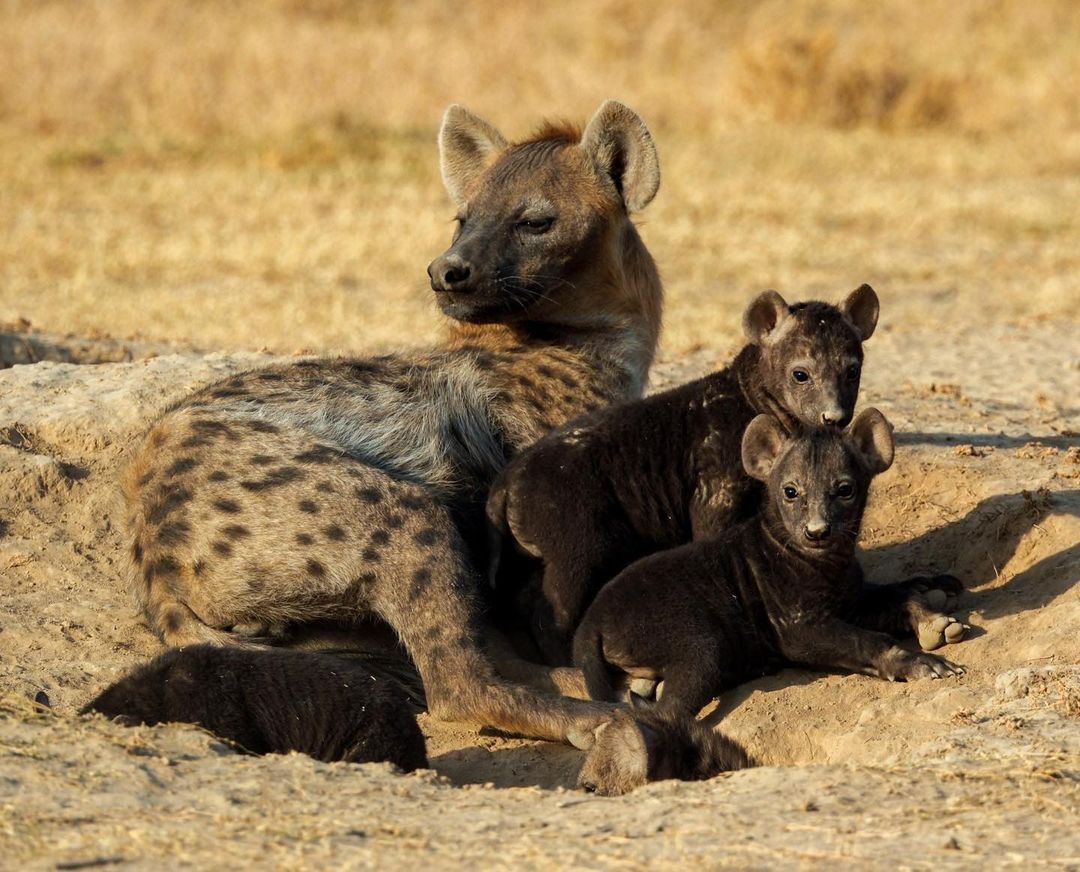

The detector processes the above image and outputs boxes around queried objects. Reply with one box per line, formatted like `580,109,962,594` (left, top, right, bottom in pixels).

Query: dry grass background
0,0,1077,356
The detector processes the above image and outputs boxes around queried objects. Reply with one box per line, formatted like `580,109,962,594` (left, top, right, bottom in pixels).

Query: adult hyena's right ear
438,105,509,206
741,414,788,481
580,100,660,213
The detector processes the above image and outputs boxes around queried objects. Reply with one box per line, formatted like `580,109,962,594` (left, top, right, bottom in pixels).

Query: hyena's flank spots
123,101,664,745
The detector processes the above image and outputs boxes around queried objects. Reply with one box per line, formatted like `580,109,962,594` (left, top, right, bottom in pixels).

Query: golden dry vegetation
1,0,1077,356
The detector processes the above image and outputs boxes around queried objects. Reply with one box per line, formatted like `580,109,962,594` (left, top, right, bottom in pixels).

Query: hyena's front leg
855,576,967,651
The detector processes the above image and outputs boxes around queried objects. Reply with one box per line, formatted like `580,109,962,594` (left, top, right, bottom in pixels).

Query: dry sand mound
1,322,1077,867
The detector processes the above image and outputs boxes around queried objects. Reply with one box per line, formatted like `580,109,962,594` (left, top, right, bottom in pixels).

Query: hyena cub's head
428,101,661,330
743,284,879,428
578,699,754,796
742,408,894,554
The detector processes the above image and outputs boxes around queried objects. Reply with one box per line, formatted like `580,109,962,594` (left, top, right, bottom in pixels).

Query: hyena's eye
846,364,860,381
835,482,854,499
518,216,554,234
783,485,799,500
791,369,810,384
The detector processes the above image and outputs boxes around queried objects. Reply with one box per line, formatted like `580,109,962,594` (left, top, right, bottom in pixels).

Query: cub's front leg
779,618,965,682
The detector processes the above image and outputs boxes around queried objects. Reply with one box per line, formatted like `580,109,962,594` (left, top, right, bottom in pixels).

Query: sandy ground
1,320,1078,867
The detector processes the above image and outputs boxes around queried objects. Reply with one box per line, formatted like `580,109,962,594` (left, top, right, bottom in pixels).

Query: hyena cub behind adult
122,101,665,746
488,285,879,663
574,410,966,719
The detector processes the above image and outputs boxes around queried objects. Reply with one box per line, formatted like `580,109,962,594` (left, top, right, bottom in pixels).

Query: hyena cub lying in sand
121,101,664,747
83,646,428,771
577,694,755,796
489,284,880,663
574,410,966,719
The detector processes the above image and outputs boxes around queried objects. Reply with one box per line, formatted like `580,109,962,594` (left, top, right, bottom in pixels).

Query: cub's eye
792,369,810,384
783,485,799,500
846,364,860,381
518,217,554,234
836,482,854,499
582,782,598,793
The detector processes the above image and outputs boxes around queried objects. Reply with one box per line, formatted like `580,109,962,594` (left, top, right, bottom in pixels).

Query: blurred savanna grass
1,0,1077,356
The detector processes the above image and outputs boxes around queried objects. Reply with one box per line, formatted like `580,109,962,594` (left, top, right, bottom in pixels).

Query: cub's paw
917,614,967,651
881,647,965,681
914,574,965,609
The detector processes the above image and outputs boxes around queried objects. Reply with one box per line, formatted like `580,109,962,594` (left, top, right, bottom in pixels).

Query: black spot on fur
356,487,382,504
193,560,206,576
240,467,304,491
370,529,390,546
325,525,347,542
212,498,242,514
147,484,192,525
400,494,424,510
537,365,555,378
208,470,229,482
362,547,381,562
528,397,546,413
295,446,338,464
562,394,575,404
165,457,198,478
316,481,336,494
212,541,233,557
298,500,319,514
386,514,404,529
152,555,180,577
558,374,579,388
132,542,143,564
180,435,212,449
248,421,279,433
251,454,275,466
409,568,432,601
158,521,191,547
222,524,250,540
296,533,314,546
306,559,326,578
192,419,236,437
517,375,536,389
257,372,286,382
211,388,248,399
137,470,155,487
413,528,439,546
163,609,184,633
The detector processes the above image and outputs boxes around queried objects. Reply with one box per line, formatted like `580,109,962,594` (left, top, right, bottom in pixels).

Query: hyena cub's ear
742,290,791,345
438,105,509,206
848,407,895,475
580,100,660,213
741,414,789,481
840,283,880,341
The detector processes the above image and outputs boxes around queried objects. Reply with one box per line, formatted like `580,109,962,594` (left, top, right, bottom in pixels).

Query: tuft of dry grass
0,0,1077,356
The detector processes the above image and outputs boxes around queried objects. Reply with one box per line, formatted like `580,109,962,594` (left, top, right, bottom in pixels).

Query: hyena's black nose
428,253,473,293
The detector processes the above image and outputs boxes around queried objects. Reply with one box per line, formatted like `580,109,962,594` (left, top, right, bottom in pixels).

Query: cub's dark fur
573,410,965,717
488,285,879,663
578,696,755,796
82,645,428,771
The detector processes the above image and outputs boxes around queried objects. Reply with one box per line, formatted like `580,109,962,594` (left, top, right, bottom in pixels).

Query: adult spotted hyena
122,101,663,745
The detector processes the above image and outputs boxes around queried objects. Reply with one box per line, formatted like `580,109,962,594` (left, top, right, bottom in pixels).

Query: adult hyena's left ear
438,105,509,206
840,284,880,341
580,100,660,213
848,407,895,475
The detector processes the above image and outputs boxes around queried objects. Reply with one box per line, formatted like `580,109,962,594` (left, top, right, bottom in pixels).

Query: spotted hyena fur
122,101,664,745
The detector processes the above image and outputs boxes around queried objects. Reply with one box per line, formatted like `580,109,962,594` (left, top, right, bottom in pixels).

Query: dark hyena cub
488,285,879,663
577,695,755,796
574,410,966,718
122,101,665,746
82,646,428,771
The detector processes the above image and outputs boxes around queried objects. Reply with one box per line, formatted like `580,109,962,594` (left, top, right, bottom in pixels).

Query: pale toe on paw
918,615,965,651
628,678,658,700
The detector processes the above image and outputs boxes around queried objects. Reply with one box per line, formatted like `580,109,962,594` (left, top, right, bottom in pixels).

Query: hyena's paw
628,678,659,700
914,574,965,610
917,614,967,651
880,647,965,682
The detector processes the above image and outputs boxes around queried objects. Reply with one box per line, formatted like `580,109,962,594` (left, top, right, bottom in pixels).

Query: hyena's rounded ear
743,290,791,345
840,284,880,341
438,105,509,206
848,407,894,475
580,100,660,213
741,414,788,481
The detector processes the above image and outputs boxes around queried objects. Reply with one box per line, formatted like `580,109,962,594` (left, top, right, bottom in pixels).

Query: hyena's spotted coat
123,101,664,745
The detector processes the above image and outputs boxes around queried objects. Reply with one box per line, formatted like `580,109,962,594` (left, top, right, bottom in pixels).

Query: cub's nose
804,521,831,541
820,408,848,426
427,253,473,293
